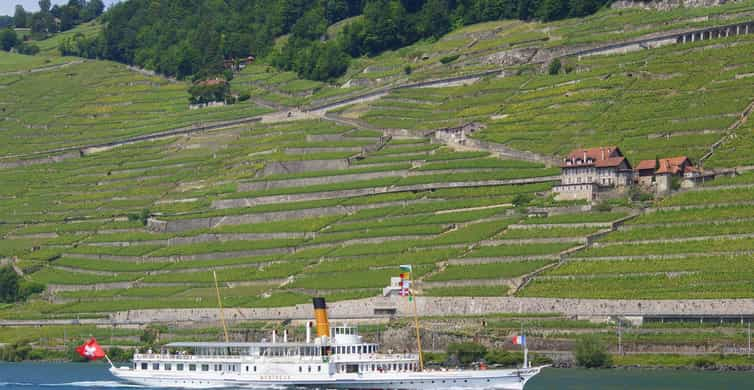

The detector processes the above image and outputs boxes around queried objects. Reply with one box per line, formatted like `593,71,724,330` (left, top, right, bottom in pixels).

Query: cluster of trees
13,0,104,36
79,0,609,82
0,266,44,304
1,29,39,54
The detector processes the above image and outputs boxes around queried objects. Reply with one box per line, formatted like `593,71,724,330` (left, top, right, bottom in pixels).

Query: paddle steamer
110,298,545,389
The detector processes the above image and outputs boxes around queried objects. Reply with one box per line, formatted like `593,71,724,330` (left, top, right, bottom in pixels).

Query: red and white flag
76,338,106,360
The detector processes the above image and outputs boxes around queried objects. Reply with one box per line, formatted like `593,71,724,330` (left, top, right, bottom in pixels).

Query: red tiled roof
595,157,626,168
636,156,691,174
561,146,625,168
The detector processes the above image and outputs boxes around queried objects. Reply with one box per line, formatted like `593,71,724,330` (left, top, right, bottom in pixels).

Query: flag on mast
76,338,106,360
512,335,526,345
399,264,412,273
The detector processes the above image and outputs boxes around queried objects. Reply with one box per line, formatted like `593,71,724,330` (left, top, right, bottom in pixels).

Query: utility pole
748,321,751,357
617,318,623,356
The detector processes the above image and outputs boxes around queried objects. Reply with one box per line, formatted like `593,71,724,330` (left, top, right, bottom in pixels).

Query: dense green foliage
87,0,609,81
447,342,487,365
575,334,612,368
12,0,103,36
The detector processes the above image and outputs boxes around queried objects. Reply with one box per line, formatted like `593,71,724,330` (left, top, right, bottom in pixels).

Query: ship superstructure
110,298,545,389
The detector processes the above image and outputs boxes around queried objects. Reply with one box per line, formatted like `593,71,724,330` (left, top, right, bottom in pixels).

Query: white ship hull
110,365,545,390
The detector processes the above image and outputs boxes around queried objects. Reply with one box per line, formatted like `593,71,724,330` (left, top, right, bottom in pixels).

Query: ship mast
213,269,230,343
408,267,424,371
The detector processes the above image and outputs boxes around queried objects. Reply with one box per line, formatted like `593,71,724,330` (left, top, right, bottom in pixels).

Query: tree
39,0,52,14
14,5,28,28
447,342,487,365
0,266,20,303
548,58,561,75
0,29,18,51
418,0,451,39
537,0,568,22
574,334,612,368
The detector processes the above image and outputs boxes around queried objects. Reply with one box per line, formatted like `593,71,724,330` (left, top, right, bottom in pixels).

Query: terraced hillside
342,32,754,163
4,1,754,325
523,173,754,299
0,115,570,319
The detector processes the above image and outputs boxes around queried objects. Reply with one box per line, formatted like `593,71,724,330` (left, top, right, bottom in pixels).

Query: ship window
357,346,361,354
318,366,322,372
308,366,311,373
254,366,257,372
201,364,209,372
245,366,249,372
152,363,159,370
177,364,184,371
141,363,147,370
189,364,196,371
214,364,222,371
299,366,302,372
165,364,171,371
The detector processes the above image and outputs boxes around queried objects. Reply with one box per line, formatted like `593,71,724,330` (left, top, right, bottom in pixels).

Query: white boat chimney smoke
283,329,288,343
272,329,277,344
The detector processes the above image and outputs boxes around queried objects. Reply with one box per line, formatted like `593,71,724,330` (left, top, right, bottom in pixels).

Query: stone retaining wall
108,296,754,324
149,199,437,233
261,159,349,176
447,255,560,265
238,170,409,192
213,176,559,209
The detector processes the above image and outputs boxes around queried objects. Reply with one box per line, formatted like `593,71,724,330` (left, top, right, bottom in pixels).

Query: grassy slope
3,3,754,321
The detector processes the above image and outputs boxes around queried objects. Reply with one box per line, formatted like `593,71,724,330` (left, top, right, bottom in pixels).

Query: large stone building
553,146,633,201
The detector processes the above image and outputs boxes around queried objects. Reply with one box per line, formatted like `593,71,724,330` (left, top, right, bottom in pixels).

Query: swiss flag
76,338,106,360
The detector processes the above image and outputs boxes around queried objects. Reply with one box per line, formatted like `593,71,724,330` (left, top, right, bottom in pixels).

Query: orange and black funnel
313,297,330,338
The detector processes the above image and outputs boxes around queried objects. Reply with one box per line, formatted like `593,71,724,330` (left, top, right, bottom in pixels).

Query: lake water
0,363,752,389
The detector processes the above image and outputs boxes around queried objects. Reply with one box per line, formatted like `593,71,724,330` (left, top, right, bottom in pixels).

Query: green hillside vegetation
2,0,754,323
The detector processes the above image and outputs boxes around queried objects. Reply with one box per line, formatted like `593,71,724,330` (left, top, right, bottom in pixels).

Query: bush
0,341,32,362
238,93,251,102
404,65,412,75
128,209,150,226
692,357,716,369
0,266,19,302
447,342,487,365
108,346,132,362
574,334,612,368
439,54,460,64
548,58,562,75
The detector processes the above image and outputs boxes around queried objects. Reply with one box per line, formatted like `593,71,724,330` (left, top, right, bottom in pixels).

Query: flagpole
408,267,424,371
213,269,230,343
104,354,114,368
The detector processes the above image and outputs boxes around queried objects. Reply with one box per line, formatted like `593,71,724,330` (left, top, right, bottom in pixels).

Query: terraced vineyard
342,25,754,163
4,1,754,325
0,110,577,319
523,179,754,299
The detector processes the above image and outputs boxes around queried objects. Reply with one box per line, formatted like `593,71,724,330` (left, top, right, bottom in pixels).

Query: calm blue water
0,363,752,389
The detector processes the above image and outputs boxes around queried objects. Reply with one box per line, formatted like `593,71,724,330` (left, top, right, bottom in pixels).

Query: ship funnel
312,297,330,338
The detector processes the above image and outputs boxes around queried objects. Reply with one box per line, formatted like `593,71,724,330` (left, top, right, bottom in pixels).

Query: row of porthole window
139,363,242,372
333,345,377,354
298,366,322,373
